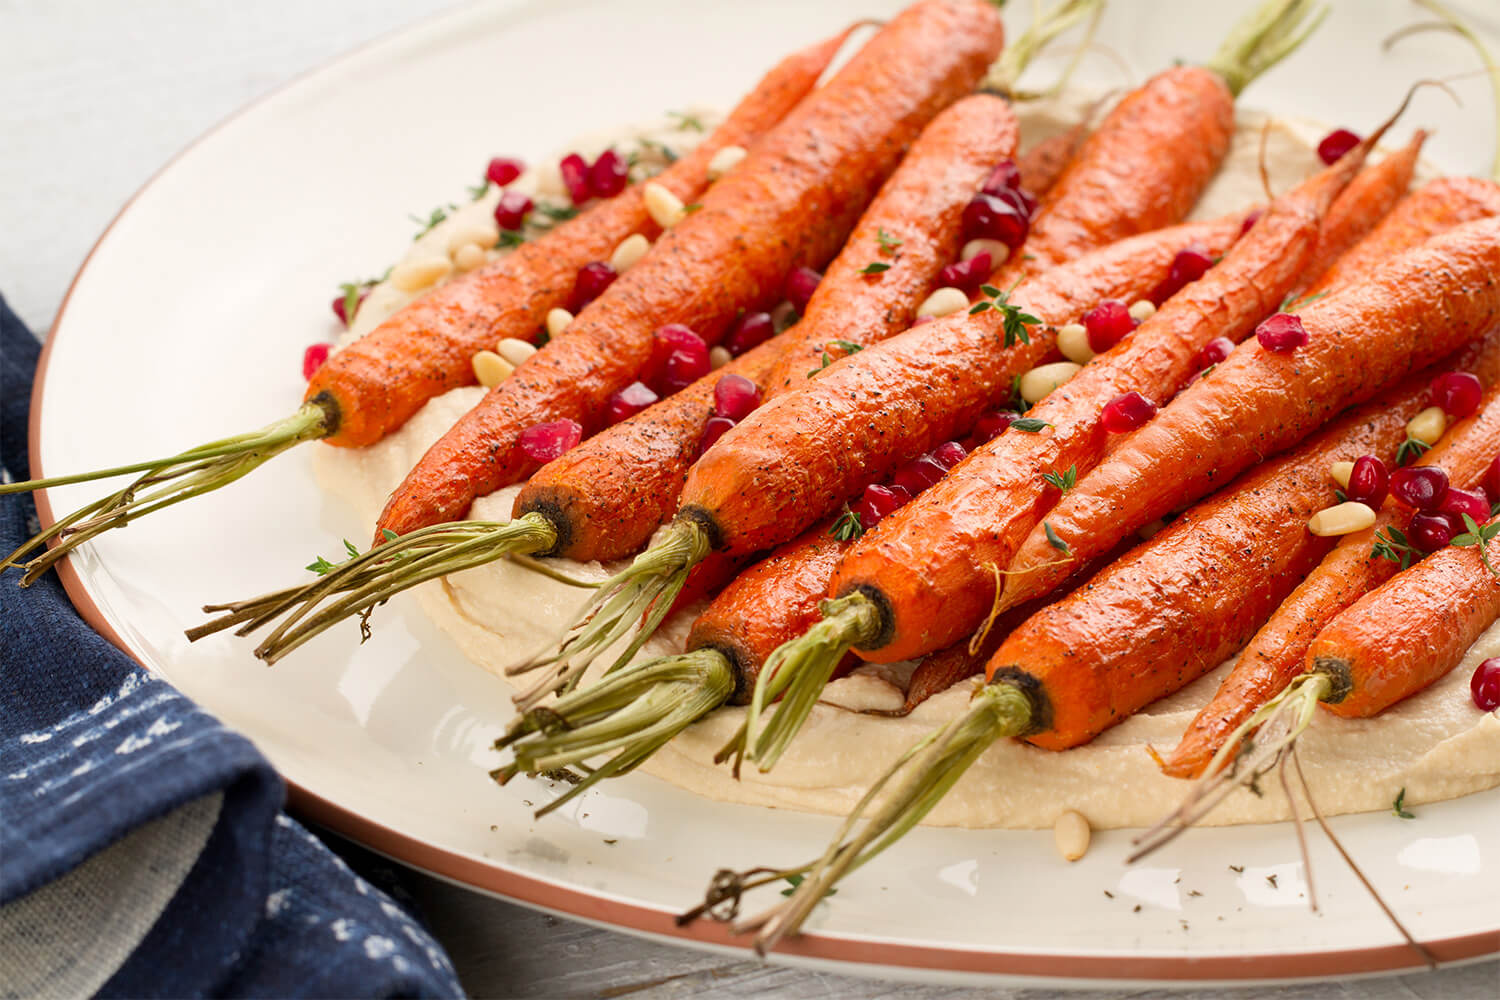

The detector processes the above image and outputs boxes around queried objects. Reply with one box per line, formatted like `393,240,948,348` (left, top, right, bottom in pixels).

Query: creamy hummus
313,98,1499,831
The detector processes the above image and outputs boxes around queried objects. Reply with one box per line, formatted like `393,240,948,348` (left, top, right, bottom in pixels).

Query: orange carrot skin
1312,512,1500,719
1014,119,1089,198
1002,217,1500,615
376,0,1005,537
991,66,1235,285
680,216,1244,558
311,24,846,449
515,95,1019,561
1165,363,1500,778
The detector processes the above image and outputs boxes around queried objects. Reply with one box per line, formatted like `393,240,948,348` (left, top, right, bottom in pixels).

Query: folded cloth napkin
0,293,464,999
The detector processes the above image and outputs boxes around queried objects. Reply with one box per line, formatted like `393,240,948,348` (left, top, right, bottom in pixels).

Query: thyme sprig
1371,526,1418,570
807,340,865,377
829,506,864,542
1451,513,1500,581
1041,464,1077,493
1392,787,1415,819
968,281,1041,347
1396,436,1432,466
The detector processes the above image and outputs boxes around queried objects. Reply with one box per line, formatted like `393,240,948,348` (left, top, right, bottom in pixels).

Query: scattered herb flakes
876,227,903,255
1392,787,1416,819
1266,874,1279,888
859,261,892,275
1188,890,1203,898
489,824,498,832
603,839,618,845
1044,522,1070,554
830,505,864,542
667,109,706,132
1396,436,1432,466
1041,464,1077,493
1229,865,1244,874
1103,890,1114,899
1133,904,1142,913
1011,417,1050,433
1179,919,1190,931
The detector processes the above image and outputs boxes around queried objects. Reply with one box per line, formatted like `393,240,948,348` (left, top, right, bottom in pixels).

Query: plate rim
23,0,1500,983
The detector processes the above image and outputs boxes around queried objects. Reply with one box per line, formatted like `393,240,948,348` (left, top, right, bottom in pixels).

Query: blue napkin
0,293,465,999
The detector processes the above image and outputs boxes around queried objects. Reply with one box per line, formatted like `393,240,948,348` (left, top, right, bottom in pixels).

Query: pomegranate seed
606,381,658,424
568,261,617,313
1083,300,1135,353
519,418,582,463
588,149,629,198
929,440,967,470
1316,128,1361,165
494,190,533,231
1390,466,1449,512
1472,658,1500,712
1151,244,1215,305
662,349,711,394
969,410,1016,446
1256,313,1308,353
648,324,707,377
938,251,992,292
1345,455,1389,509
723,311,774,356
698,415,736,454
893,456,949,496
486,156,525,187
1408,511,1458,552
1195,336,1235,370
980,159,1021,196
713,373,761,421
1439,486,1490,522
784,267,822,315
1101,392,1158,433
302,343,330,380
1431,371,1482,418
331,296,348,325
962,192,1029,249
1239,208,1264,237
851,483,910,530
1486,455,1500,502
559,153,592,204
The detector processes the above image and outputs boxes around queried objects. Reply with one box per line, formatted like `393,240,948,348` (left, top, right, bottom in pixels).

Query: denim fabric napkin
0,293,464,999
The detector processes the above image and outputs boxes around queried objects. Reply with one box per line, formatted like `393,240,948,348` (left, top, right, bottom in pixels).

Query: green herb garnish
780,873,836,899
1451,513,1500,581
409,203,457,239
668,110,705,132
1395,436,1432,466
829,506,864,541
1041,465,1077,493
968,281,1041,347
859,261,892,275
807,340,865,377
876,228,903,256
1044,521,1070,554
1011,417,1050,433
1371,526,1417,570
1392,787,1415,819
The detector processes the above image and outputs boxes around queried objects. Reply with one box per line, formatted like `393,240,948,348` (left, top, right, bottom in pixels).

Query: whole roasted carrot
1000,217,1500,615
375,0,1006,539
0,24,847,585
1165,361,1500,778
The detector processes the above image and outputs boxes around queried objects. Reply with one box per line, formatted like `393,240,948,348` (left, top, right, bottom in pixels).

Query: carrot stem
985,0,1105,98
1204,0,1328,97
2,401,332,586
1398,0,1500,182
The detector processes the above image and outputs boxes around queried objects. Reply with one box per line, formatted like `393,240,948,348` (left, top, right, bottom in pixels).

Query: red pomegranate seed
494,190,533,231
938,251,992,293
980,159,1021,196
852,483,910,531
1439,486,1490,522
1256,313,1308,353
568,261,617,313
1151,243,1215,305
929,440,967,470
1390,465,1449,512
559,153,592,204
1238,208,1264,237
962,192,1028,249
1316,128,1361,165
784,267,822,315
1345,455,1389,509
1486,455,1500,502
1408,511,1458,552
1431,371,1482,418
302,343,330,380
1195,336,1235,370
713,373,761,421
969,410,1016,446
519,418,582,463
486,156,525,187
1083,300,1135,353
588,149,629,198
1101,391,1158,433
606,381,659,424
893,456,949,496
1014,187,1039,220
723,311,775,356
1472,658,1500,712
648,324,707,375
698,415,736,455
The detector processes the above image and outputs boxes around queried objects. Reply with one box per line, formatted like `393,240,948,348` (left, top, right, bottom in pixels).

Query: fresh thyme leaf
1333,487,1347,503
1044,521,1070,554
639,138,678,163
1392,787,1415,819
968,301,992,315
859,261,892,275
1371,526,1416,570
969,281,1038,345
1452,515,1500,580
667,110,705,132
306,556,336,576
408,204,456,240
683,202,703,214
344,539,361,559
979,284,1001,297
339,283,363,323
497,229,527,249
535,203,579,222
876,228,902,255
1041,465,1077,493
381,528,399,542
1011,417,1050,433
829,340,864,355
466,180,491,201
830,505,864,541
1395,436,1431,466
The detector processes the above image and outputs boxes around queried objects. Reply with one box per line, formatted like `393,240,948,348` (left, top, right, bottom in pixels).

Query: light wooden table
5,2,1496,996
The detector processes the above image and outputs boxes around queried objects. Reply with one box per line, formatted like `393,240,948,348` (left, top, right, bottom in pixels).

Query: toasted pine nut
610,233,651,273
1406,406,1447,446
1307,501,1377,537
709,346,732,370
1128,300,1157,322
1053,810,1091,862
962,238,1009,264
644,181,686,228
390,255,452,292
1020,361,1082,404
472,350,514,388
452,243,486,272
496,337,537,367
448,220,500,253
545,308,574,340
1329,461,1355,489
917,286,970,319
707,145,747,180
1056,323,1093,365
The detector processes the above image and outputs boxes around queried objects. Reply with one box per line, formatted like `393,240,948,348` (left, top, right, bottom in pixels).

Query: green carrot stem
985,0,1105,98
1205,0,1328,97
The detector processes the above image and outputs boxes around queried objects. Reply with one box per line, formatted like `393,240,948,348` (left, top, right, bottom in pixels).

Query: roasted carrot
375,0,1006,539
1013,99,1101,197
1165,361,1500,778
999,217,1500,615
0,25,847,585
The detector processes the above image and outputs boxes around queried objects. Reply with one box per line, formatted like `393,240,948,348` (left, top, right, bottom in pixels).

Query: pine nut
1307,501,1377,537
1406,406,1447,446
610,233,651,273
709,345,732,370
452,243,486,272
1056,323,1093,364
1128,300,1157,322
1053,810,1091,862
962,238,1009,263
1020,361,1082,404
545,308,574,340
472,350,514,388
496,337,537,367
707,144,747,180
1329,460,1355,489
390,255,452,292
917,286,970,319
448,220,499,253
643,181,686,228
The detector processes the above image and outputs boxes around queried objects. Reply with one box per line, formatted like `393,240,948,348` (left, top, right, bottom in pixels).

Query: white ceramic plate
30,0,1500,986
